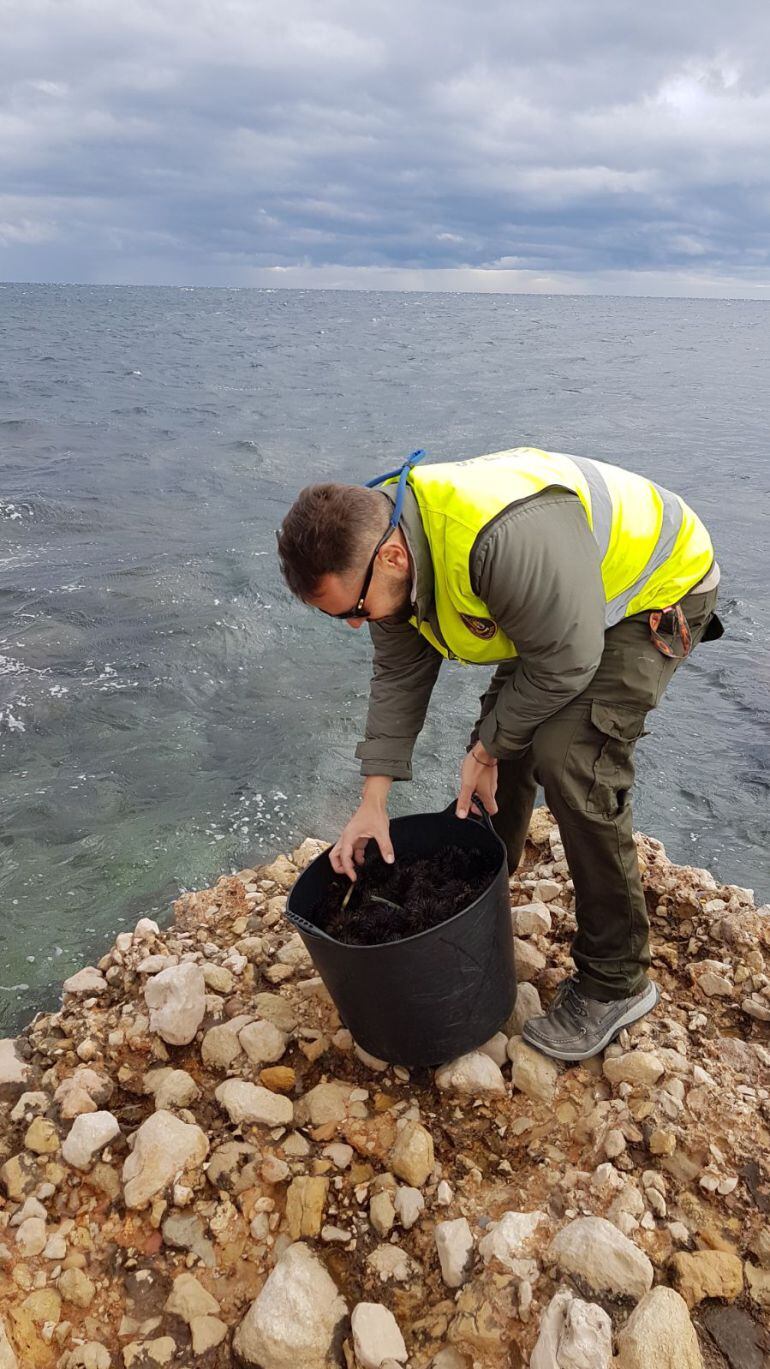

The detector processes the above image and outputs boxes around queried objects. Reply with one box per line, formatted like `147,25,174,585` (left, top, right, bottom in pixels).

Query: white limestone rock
122,1109,209,1209
0,1319,18,1369
10,1090,48,1122
55,1068,112,1119
351,1303,407,1368
233,1241,347,1368
292,837,328,869
614,1286,704,1368
547,1216,654,1301
322,1143,354,1170
354,1042,389,1071
394,1186,425,1230
514,901,553,937
144,962,206,1045
388,1120,435,1187
508,1036,561,1103
430,1352,470,1369
531,1289,612,1369
133,916,161,939
557,1295,613,1367
61,1111,121,1170
0,1039,30,1101
239,1019,288,1065
190,1316,228,1355
435,1218,474,1288
60,1345,112,1369
505,982,544,1036
294,1080,355,1126
514,938,547,982
157,1070,201,1110
602,1051,665,1087
201,1015,252,1069
15,1217,47,1258
215,1080,294,1127
369,1191,396,1237
367,1244,415,1283
276,933,312,968
478,1210,546,1271
252,993,298,1032
165,1272,220,1323
62,966,107,995
478,1032,509,1067
435,1051,507,1097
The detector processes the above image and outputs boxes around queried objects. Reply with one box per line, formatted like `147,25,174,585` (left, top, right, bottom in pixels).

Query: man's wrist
362,775,393,808
471,743,497,768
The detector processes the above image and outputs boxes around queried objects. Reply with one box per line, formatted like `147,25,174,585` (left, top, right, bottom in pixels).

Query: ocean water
1,284,768,1032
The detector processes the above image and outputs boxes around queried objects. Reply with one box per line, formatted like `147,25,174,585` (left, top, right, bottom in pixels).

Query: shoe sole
521,982,661,1062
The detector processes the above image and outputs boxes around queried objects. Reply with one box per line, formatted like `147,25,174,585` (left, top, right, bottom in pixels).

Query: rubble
0,814,767,1367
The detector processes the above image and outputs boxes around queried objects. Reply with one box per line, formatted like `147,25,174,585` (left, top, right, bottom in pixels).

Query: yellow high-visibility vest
392,447,714,664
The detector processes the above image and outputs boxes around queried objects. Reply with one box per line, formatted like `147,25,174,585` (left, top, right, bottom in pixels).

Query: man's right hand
330,776,394,882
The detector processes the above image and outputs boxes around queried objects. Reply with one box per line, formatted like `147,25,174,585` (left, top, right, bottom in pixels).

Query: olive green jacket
355,485,606,779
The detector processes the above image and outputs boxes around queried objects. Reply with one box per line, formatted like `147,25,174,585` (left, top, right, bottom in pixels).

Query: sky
1,0,770,296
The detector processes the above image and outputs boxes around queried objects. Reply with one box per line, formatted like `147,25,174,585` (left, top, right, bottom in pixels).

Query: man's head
276,483,413,627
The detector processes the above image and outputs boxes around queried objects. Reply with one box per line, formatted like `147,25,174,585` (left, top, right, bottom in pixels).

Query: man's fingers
341,846,357,882
332,835,356,882
456,783,473,819
377,834,395,865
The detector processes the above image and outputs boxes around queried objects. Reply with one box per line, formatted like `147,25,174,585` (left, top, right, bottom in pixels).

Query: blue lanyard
365,449,426,528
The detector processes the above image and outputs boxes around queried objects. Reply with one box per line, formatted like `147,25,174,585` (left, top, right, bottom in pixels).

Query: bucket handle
286,905,339,943
443,793,497,834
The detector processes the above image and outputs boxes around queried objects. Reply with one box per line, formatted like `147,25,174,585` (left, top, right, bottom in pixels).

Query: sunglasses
320,524,396,620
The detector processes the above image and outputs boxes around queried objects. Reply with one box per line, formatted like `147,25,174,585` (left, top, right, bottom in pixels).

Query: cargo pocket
587,701,649,818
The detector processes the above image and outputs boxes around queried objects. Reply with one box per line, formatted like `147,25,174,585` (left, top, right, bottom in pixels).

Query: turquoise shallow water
1,284,769,1032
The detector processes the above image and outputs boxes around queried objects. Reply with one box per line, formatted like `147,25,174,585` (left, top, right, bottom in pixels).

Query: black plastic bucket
285,802,517,1067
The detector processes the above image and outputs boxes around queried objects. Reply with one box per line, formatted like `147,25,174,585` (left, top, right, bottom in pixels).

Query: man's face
309,533,413,629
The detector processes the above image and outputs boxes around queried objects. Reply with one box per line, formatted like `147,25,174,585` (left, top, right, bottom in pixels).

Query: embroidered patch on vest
460,614,498,640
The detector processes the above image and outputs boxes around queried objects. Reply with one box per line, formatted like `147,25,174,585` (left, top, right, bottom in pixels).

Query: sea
1,284,769,1033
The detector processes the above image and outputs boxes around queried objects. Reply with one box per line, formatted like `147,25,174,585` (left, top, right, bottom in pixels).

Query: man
276,446,722,1061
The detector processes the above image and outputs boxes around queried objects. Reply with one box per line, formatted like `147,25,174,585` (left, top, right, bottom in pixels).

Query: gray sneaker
521,977,661,1062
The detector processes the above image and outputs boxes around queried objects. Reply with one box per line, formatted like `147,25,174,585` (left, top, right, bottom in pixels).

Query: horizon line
2,279,770,304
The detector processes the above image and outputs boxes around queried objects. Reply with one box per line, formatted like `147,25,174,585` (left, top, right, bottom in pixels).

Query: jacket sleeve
473,492,605,758
355,620,443,780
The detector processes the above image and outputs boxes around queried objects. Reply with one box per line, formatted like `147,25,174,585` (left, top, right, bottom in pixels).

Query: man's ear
379,537,410,573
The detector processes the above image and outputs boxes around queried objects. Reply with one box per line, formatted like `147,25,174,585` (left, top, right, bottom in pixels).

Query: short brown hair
276,483,388,600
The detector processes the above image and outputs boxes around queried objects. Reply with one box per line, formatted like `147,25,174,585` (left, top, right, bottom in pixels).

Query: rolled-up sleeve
474,494,606,758
355,621,442,780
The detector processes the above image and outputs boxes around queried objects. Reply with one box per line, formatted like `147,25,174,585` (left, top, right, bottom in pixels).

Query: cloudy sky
2,0,770,295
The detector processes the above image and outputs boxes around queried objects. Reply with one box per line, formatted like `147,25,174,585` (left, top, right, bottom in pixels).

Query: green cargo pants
472,584,721,1001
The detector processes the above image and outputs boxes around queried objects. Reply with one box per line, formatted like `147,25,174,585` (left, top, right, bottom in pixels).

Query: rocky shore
1,809,769,1369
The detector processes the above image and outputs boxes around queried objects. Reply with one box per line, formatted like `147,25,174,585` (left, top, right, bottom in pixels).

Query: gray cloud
1,0,769,293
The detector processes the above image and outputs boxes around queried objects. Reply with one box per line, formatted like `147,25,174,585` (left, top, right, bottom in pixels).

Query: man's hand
456,743,499,819
330,776,394,882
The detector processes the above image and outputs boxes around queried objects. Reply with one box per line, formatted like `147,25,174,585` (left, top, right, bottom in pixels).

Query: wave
0,418,41,432
0,499,34,522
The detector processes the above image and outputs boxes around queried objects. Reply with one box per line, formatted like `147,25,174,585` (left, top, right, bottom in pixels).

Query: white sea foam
0,709,26,733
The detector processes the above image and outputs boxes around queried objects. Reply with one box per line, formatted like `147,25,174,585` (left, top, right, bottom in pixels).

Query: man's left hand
456,743,499,819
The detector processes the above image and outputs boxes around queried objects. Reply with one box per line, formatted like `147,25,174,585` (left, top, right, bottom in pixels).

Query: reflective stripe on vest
566,454,686,627
396,448,713,666
606,481,683,626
